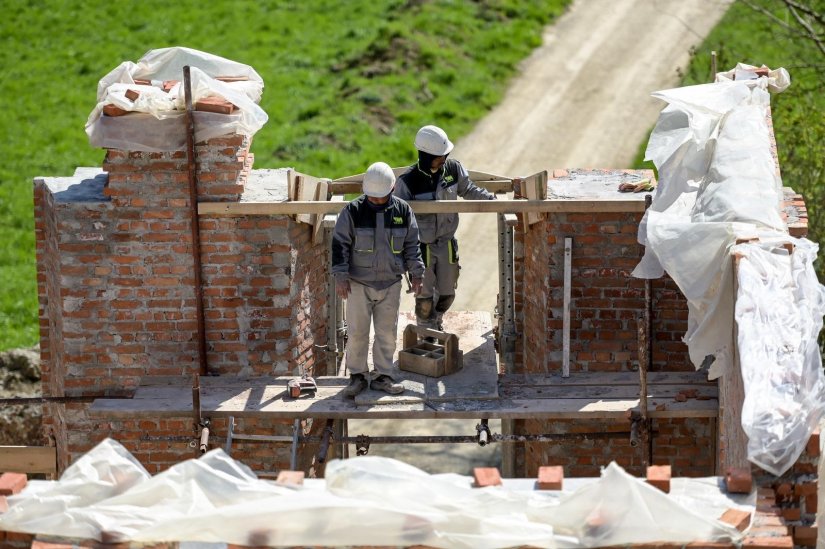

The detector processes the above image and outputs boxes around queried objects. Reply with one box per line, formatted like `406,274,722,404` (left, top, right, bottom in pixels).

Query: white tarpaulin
734,237,825,475
634,64,825,475
0,439,747,548
85,47,268,151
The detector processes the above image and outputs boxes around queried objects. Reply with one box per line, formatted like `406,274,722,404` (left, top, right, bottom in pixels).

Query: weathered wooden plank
501,371,714,387
198,199,647,216
500,383,717,400
562,237,572,377
91,387,717,420
311,179,329,245
329,180,512,196
0,446,57,475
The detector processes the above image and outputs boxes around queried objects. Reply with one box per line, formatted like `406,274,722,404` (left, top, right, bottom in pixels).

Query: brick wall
516,417,715,478
517,210,691,375
753,428,820,547
34,134,329,473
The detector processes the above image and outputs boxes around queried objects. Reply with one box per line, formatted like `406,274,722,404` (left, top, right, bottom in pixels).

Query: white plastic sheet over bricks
86,47,268,151
734,238,825,476
634,64,825,475
0,439,748,548
633,64,789,380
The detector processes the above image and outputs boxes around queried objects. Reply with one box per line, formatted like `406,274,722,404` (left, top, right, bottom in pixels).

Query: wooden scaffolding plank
0,446,57,475
500,383,717,401
90,374,718,420
501,371,714,387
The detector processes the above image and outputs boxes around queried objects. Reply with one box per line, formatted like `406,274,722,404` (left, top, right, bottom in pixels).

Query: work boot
370,375,405,395
342,373,368,398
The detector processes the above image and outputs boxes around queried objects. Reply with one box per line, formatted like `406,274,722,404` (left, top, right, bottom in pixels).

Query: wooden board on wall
312,179,330,245
522,170,548,227
289,170,324,225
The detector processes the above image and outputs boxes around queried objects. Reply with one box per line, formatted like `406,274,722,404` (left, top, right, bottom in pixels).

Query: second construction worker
394,125,496,331
332,162,424,398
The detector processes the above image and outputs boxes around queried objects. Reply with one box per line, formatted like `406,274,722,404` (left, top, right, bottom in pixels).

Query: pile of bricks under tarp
102,76,248,117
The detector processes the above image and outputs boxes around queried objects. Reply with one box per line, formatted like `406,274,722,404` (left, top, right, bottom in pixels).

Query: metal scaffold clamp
476,419,491,447
355,434,371,456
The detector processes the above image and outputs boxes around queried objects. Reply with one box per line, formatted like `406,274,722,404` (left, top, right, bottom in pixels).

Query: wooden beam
717,256,749,474
562,237,572,377
199,199,647,217
329,180,513,196
0,446,57,475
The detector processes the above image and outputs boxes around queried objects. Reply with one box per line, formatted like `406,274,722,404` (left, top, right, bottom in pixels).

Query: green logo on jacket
444,174,454,183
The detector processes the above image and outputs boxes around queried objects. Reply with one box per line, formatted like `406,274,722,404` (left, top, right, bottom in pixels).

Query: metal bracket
355,434,371,456
190,418,211,453
318,419,335,463
476,419,492,447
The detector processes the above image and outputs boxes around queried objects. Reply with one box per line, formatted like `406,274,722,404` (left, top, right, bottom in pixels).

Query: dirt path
451,0,732,316
357,0,732,474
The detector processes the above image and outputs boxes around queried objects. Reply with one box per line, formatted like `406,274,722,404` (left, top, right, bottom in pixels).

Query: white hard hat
362,162,396,197
414,125,454,156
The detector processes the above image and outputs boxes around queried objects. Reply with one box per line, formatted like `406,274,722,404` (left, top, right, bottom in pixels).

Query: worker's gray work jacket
393,159,495,245
331,195,425,289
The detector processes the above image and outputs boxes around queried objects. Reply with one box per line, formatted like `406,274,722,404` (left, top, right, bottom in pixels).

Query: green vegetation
633,0,825,278
0,0,569,351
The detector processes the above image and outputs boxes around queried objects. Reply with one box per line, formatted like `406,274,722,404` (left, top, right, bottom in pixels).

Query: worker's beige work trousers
345,280,401,379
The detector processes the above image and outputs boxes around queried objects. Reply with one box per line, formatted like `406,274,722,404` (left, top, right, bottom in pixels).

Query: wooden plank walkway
89,310,718,421
90,370,717,420
347,311,499,406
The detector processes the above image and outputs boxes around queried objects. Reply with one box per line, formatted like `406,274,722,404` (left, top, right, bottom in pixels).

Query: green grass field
0,0,571,351
633,0,825,278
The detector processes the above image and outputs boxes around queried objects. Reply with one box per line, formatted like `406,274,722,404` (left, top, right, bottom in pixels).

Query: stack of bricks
752,428,820,548
0,473,34,548
34,133,329,474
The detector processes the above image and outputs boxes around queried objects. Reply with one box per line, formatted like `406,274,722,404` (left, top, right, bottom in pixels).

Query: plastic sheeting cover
0,439,747,548
633,69,785,380
734,238,825,475
634,64,825,475
86,47,268,151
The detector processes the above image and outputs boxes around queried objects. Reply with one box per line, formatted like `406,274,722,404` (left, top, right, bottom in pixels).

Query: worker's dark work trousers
417,238,459,330
345,280,401,379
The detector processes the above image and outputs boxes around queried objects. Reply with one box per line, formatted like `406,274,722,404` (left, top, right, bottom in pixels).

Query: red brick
741,535,793,548
275,470,304,486
793,481,817,497
780,507,801,521
473,467,502,487
0,473,27,496
804,494,817,513
719,508,751,531
536,465,563,490
195,97,236,115
102,104,130,117
646,464,671,493
0,495,7,512
32,541,76,549
774,482,792,497
725,468,752,494
792,525,817,547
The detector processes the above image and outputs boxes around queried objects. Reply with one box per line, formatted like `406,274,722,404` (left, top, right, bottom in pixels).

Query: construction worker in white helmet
332,162,425,398
393,125,496,332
